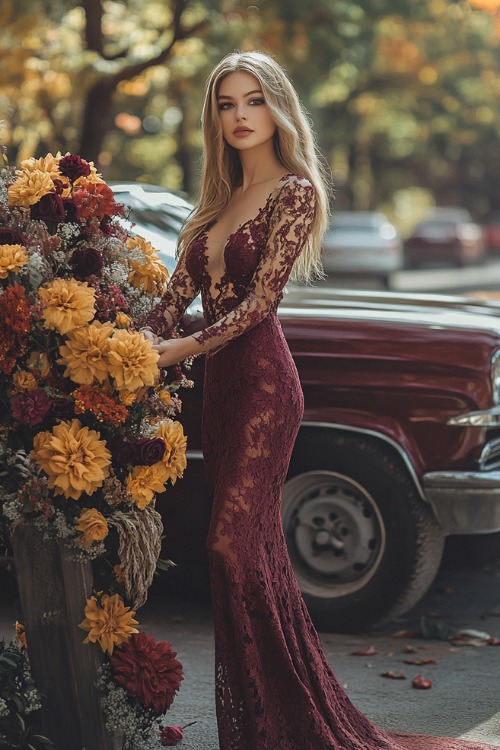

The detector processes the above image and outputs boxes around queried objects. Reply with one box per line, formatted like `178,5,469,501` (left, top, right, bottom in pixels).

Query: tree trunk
11,523,117,750
79,79,117,163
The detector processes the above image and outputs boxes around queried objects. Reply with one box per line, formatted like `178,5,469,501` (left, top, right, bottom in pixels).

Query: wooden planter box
12,522,118,750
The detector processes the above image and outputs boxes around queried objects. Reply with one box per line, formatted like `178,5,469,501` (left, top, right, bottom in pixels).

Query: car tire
283,433,444,633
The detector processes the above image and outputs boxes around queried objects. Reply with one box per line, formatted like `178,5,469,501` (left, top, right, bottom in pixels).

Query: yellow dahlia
57,320,114,385
0,244,29,279
114,312,132,329
19,152,62,180
126,236,169,296
126,462,169,509
79,593,139,655
107,329,159,392
38,278,96,335
158,389,173,407
73,161,105,186
32,419,111,500
74,508,109,548
8,170,54,208
156,420,187,484
12,369,37,391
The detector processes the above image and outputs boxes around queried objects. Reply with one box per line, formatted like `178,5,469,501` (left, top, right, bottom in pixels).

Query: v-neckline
203,173,293,255
199,173,293,304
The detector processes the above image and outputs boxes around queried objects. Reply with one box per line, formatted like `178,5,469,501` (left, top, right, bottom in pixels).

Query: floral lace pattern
148,176,499,750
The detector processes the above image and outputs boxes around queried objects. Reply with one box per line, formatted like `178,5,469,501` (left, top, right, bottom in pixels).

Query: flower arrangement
0,152,191,747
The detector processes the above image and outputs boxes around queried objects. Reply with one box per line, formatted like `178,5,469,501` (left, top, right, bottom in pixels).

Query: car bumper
423,470,500,534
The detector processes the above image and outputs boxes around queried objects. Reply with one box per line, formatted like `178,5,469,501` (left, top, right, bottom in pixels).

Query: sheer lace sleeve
192,177,315,354
145,249,199,338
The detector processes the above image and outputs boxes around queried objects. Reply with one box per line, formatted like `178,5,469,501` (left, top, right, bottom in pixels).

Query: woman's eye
218,102,233,110
249,98,265,105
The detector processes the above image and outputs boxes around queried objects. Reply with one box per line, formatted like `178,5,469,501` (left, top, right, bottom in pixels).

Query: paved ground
2,561,500,749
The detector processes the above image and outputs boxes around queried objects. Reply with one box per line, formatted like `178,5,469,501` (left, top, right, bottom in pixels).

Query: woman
145,51,498,750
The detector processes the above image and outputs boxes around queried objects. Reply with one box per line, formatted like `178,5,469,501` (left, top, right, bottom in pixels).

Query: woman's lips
233,128,254,137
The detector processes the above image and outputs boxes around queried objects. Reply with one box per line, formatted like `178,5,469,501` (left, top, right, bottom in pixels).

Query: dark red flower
134,437,166,466
63,198,79,223
31,193,66,226
71,247,103,279
0,228,28,246
107,437,136,466
58,154,91,181
160,726,183,746
0,284,31,374
10,388,52,426
109,632,183,716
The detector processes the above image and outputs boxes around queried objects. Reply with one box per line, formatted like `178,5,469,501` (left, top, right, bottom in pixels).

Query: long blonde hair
178,51,332,282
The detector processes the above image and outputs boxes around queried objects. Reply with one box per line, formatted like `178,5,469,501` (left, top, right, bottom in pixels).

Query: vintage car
114,183,500,633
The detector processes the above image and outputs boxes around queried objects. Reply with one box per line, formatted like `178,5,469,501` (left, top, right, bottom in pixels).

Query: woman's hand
153,337,196,368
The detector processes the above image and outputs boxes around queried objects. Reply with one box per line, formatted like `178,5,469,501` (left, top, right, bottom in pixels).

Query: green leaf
156,558,177,571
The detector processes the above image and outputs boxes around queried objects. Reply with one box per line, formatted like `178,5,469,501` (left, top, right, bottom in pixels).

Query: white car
110,181,193,274
321,211,403,286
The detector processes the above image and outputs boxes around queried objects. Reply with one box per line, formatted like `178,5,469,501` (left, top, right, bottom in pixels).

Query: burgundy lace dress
147,175,498,750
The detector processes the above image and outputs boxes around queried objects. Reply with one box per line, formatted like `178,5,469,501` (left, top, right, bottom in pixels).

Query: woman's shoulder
271,174,316,215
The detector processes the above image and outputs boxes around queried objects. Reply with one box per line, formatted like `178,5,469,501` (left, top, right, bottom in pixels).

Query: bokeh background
1,0,499,235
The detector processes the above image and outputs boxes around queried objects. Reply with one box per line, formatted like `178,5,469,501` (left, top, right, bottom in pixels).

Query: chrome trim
479,438,500,471
492,349,500,405
300,421,425,500
186,449,204,460
448,406,500,427
423,470,500,534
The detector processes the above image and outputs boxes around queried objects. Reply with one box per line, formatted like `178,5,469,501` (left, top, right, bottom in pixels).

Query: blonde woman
145,52,496,750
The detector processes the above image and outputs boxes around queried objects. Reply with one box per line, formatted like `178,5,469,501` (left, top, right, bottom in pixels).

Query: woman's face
216,71,276,151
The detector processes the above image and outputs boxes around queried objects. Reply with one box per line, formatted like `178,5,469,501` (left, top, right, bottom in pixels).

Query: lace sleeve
145,249,199,338
192,176,315,354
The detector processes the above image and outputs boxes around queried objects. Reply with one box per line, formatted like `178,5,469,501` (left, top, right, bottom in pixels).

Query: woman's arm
145,249,199,339
155,177,315,366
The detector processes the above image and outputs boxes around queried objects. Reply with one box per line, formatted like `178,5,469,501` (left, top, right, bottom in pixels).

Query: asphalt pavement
4,560,500,749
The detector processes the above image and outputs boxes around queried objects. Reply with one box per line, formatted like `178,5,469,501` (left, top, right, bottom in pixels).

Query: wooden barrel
11,522,117,750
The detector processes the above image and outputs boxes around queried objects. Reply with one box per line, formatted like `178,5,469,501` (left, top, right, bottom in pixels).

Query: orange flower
73,384,128,426
8,170,54,207
0,244,29,278
38,278,96,335
58,320,114,384
32,419,111,500
107,329,159,392
15,621,27,650
126,462,169,509
74,508,109,548
156,420,187,485
126,236,169,296
12,369,37,391
79,592,139,655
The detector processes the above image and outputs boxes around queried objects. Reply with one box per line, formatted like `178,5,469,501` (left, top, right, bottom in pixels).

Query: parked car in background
484,211,500,255
405,207,485,269
112,183,500,633
321,211,403,287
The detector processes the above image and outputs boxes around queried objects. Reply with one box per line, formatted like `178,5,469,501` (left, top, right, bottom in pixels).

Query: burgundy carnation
160,726,183,746
0,228,28,246
109,632,183,716
10,388,52,426
31,193,66,226
107,437,135,466
71,247,103,279
134,437,166,466
58,154,91,181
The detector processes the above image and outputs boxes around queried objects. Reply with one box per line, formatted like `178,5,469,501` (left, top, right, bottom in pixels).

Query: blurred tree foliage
1,0,499,225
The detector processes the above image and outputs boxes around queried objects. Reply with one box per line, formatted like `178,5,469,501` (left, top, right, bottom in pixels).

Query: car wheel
283,433,444,632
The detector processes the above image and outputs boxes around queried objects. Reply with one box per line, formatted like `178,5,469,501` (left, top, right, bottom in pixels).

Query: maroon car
405,207,485,268
116,185,500,632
